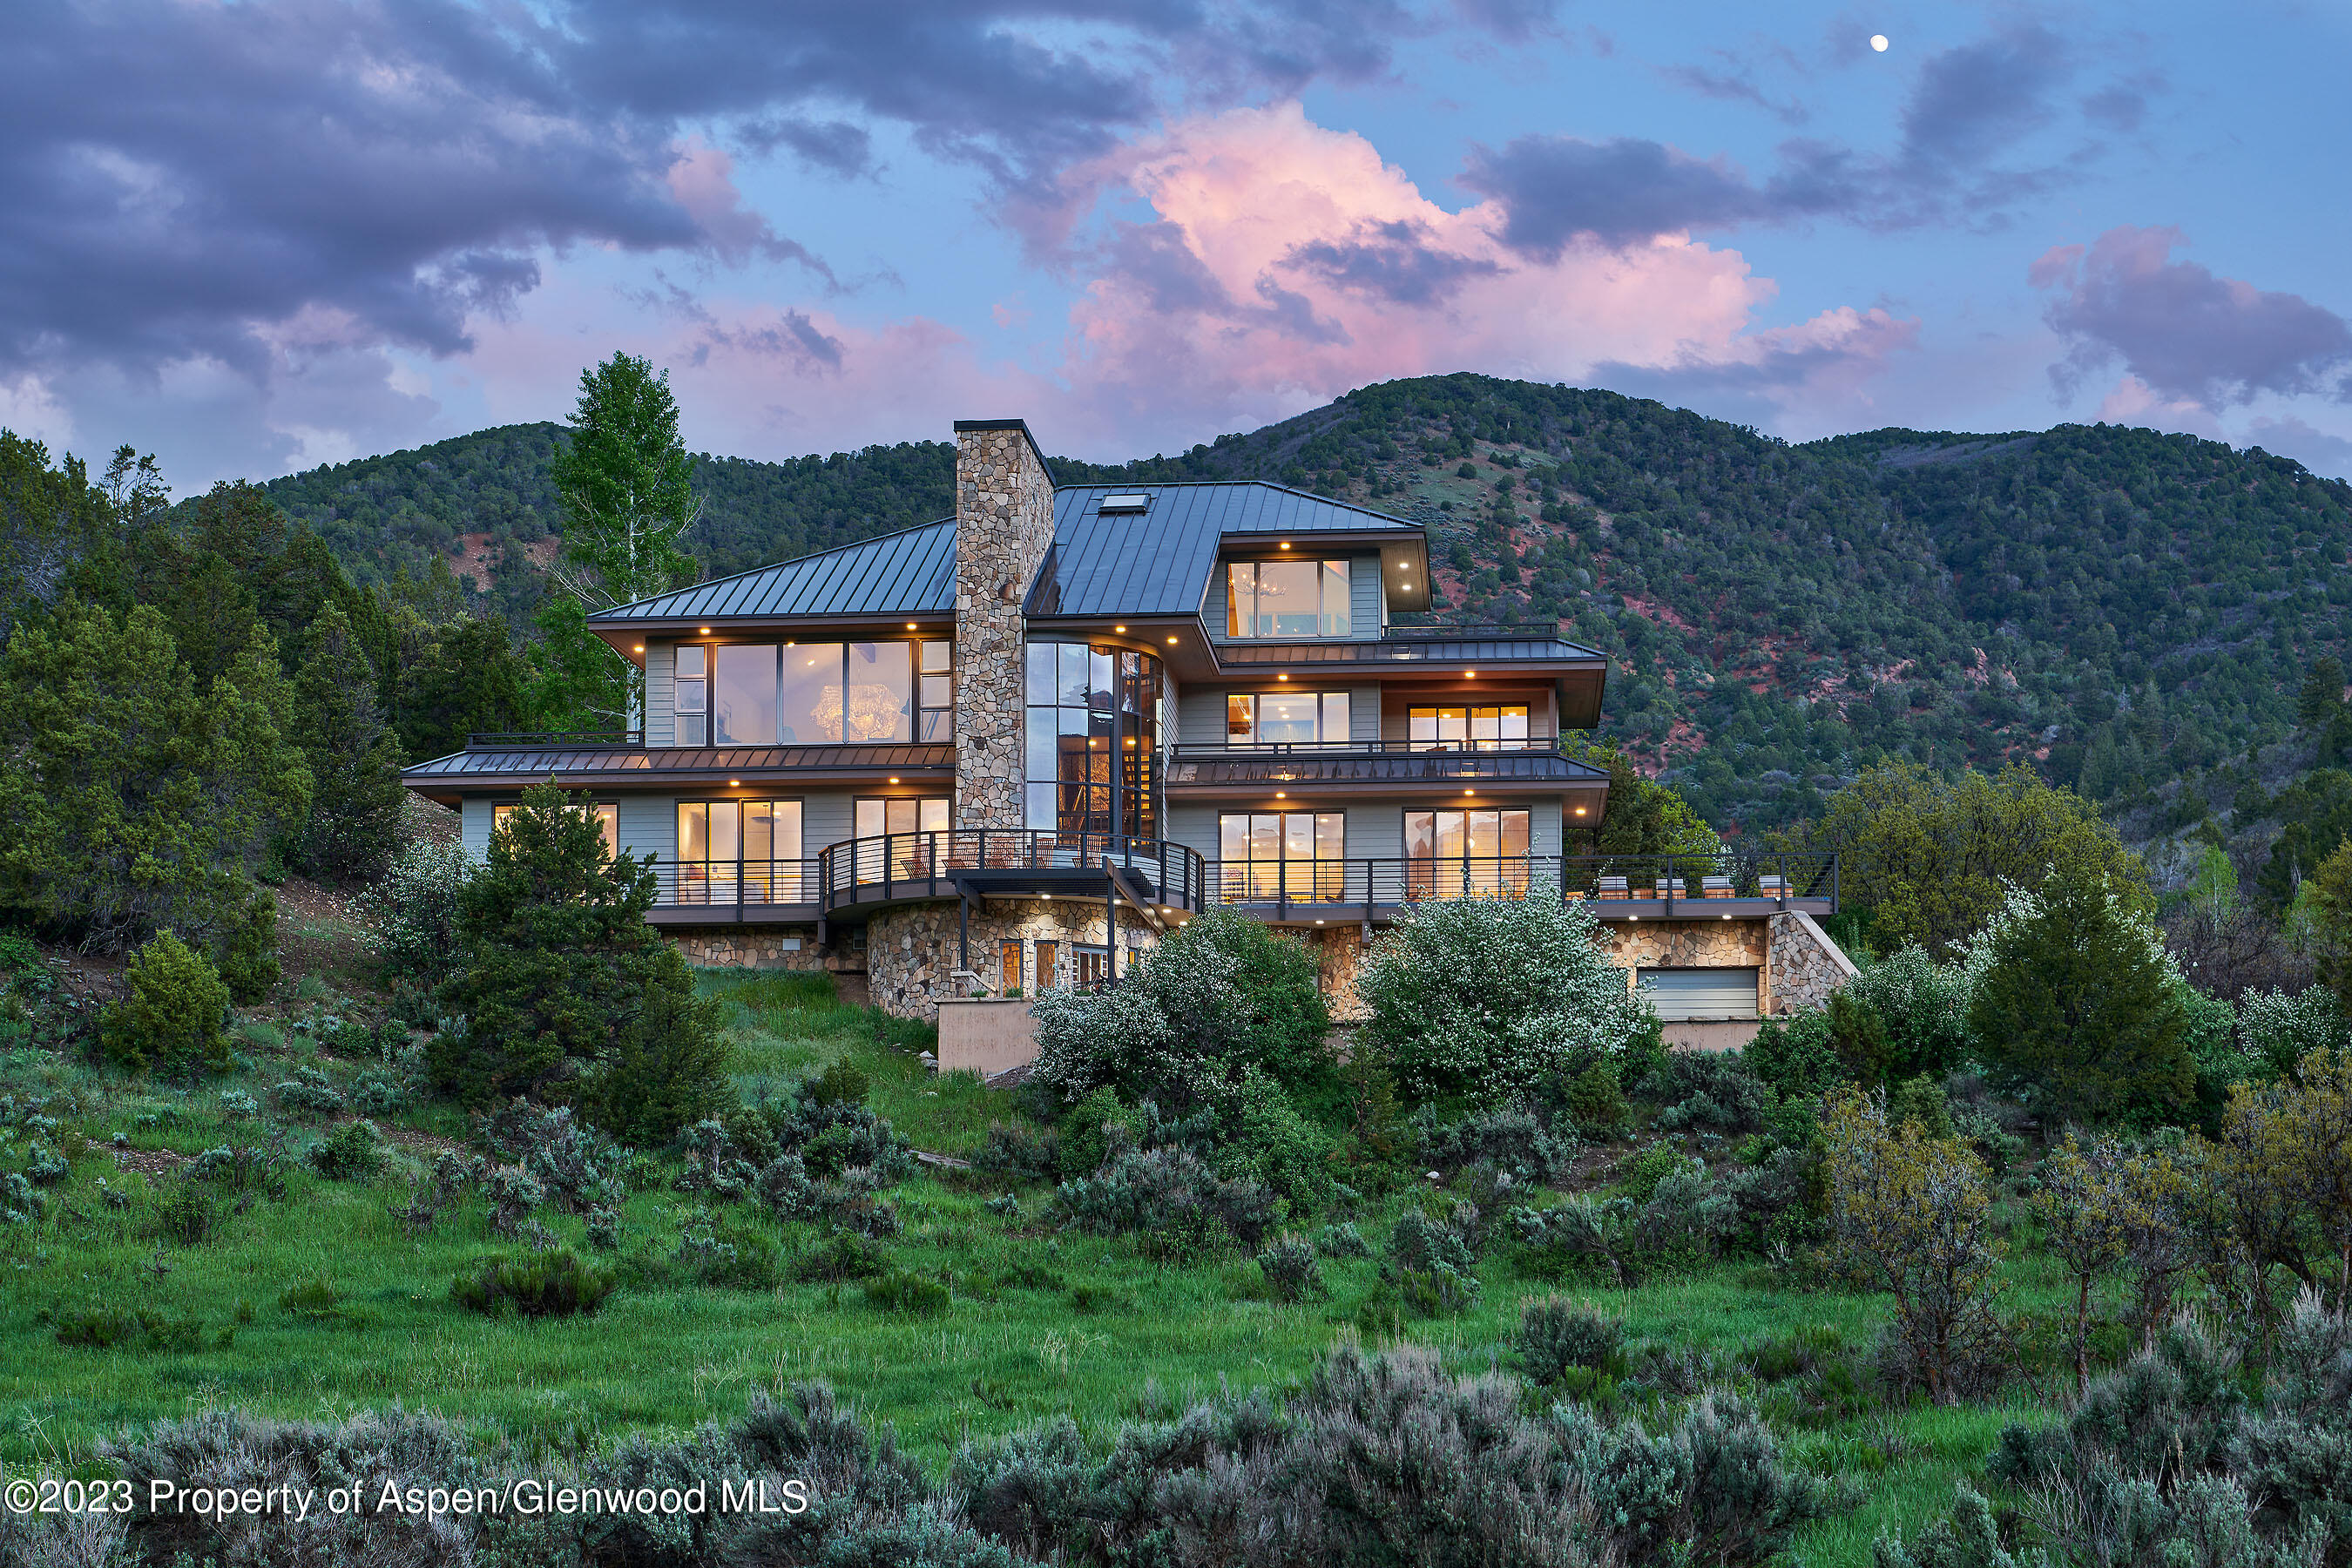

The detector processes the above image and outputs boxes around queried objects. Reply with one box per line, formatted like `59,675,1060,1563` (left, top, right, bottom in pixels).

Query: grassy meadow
0,964,2074,1568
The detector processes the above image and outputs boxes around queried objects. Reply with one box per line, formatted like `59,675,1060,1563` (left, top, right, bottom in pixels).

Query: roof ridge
1052,478,1416,529
589,516,954,621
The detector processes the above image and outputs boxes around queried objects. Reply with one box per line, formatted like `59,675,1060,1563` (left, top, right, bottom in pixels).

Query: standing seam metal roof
586,520,956,624
585,483,1420,625
1037,483,1420,619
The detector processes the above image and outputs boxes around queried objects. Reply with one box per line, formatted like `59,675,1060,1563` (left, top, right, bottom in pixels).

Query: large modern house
402,418,1852,1052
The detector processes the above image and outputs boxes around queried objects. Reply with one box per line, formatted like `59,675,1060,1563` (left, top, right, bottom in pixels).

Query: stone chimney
951,418,1056,830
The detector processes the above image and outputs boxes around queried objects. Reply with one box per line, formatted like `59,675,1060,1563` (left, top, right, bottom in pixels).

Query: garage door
1636,967,1759,1021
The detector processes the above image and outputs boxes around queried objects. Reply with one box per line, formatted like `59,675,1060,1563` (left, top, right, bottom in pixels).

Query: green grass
0,969,2068,1567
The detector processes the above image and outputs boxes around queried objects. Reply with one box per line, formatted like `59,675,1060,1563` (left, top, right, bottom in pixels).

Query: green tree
431,785,727,1134
2309,837,2352,1018
2298,654,2345,727
0,599,308,997
1794,760,2149,957
392,613,531,759
1821,1087,2005,1403
1964,879,2194,1127
1564,740,1720,856
101,929,232,1077
534,355,700,728
291,600,406,882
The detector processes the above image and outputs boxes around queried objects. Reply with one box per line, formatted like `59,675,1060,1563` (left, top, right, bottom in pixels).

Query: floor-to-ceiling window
852,796,951,882
683,637,950,747
1404,808,1531,897
675,800,804,902
1407,705,1531,750
1226,558,1351,638
1218,812,1344,900
1227,690,1348,745
1024,642,1161,839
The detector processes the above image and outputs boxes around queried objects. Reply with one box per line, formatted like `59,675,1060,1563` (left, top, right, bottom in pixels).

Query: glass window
922,639,953,673
713,645,779,745
1225,690,1350,746
1024,640,1162,839
1075,946,1110,990
1408,706,1532,750
1226,559,1352,638
773,642,841,744
672,644,708,747
1058,642,1089,706
1025,642,1058,705
844,641,912,742
1217,812,1344,901
998,940,1024,994
1034,940,1058,991
1403,808,1533,897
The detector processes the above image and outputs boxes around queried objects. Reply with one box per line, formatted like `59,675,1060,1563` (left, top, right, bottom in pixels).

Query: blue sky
4,0,2349,487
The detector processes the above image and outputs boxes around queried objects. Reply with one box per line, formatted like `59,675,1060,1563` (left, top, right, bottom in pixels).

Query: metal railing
1171,737,1565,757
467,730,645,749
651,858,821,908
814,830,1206,914
1201,851,1837,916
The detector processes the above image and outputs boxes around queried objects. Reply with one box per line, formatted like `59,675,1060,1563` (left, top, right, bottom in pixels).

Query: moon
1870,33,1889,51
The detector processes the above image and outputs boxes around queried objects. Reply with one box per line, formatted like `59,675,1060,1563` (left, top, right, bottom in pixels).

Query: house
401,418,1853,1060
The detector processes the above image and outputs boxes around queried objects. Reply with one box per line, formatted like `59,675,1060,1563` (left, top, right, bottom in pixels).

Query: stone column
951,419,1057,829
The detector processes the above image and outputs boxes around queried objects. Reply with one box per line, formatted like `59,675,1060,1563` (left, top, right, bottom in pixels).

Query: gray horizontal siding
645,642,675,747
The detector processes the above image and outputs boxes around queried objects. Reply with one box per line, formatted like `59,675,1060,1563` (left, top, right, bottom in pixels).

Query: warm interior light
1276,672,1288,681
1279,541,1291,550
633,645,645,652
1166,636,1179,644
1275,791,1287,799
1115,625,1126,632
1464,670,1477,678
699,625,711,633
906,622,916,630
728,779,740,786
889,776,899,784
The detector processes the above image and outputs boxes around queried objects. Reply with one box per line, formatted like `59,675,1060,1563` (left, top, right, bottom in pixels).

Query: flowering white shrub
354,837,476,980
1354,893,1645,1106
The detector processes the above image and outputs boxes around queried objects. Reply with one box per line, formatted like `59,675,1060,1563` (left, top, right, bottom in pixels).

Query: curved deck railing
814,830,1206,915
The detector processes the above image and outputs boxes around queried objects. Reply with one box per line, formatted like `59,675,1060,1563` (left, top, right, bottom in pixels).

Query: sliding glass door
1404,808,1531,898
676,800,804,903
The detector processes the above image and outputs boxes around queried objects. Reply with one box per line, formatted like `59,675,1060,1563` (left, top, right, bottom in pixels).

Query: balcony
1166,738,1607,793
643,831,1206,929
1213,625,1604,669
1201,851,1838,923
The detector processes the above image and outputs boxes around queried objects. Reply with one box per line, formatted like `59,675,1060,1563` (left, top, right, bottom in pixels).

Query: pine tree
292,600,406,883
2298,655,2346,727
432,785,728,1131
534,353,700,729
1966,878,2193,1126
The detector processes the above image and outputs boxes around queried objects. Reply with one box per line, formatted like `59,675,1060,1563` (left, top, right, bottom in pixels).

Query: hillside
254,375,2352,833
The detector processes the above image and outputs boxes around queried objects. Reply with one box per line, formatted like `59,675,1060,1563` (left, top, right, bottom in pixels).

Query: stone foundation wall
865,899,1162,1020
1766,911,1858,1014
1310,925,1370,1021
670,928,839,970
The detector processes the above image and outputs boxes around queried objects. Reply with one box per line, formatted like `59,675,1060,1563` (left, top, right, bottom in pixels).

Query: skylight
1098,493,1151,513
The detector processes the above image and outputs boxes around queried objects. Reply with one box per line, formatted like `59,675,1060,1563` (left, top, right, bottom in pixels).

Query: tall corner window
918,639,954,740
1024,641,1161,837
1226,558,1352,638
673,645,708,747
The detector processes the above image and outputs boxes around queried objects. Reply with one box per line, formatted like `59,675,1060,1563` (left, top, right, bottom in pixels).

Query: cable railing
650,858,821,908
813,830,1206,914
1201,851,1837,915
1170,737,1565,757
467,730,645,749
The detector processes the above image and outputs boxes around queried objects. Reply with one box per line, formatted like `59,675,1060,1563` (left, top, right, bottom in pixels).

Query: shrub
52,1307,206,1352
1255,1234,1325,1301
1213,1070,1340,1210
672,1217,784,1289
482,1166,547,1237
1055,1085,1136,1179
475,1099,626,1213
2208,1045,2352,1315
792,1232,885,1281
1636,1158,1736,1265
1031,907,1332,1107
1055,1143,1276,1253
863,1269,950,1316
804,1059,870,1106
976,1122,1059,1182
1821,1088,2005,1402
567,967,732,1146
1314,1221,1371,1258
750,1083,917,1184
1355,894,1645,1106
1557,1059,1628,1136
308,1119,382,1181
1516,1295,1625,1383
100,930,231,1077
152,1183,217,1246
25,1141,69,1184
355,836,475,983
2,1171,44,1225
1417,1105,1572,1184
218,1089,260,1118
1385,1208,1481,1312
1650,1051,1774,1135
272,1065,345,1119
449,1249,615,1319
349,1071,410,1116
675,1119,759,1199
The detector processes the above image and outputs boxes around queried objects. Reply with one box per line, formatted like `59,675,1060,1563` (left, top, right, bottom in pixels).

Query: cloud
1898,25,2071,167
1461,137,1784,255
2244,415,2352,480
2034,226,2352,409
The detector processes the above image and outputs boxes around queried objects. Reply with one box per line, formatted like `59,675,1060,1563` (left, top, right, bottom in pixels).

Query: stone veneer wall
669,928,842,971
1765,911,1858,1014
865,900,1162,1020
951,420,1057,830
1310,925,1370,1021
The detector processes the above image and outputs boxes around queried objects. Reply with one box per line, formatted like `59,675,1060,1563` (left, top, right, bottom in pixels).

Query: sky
4,0,2351,488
